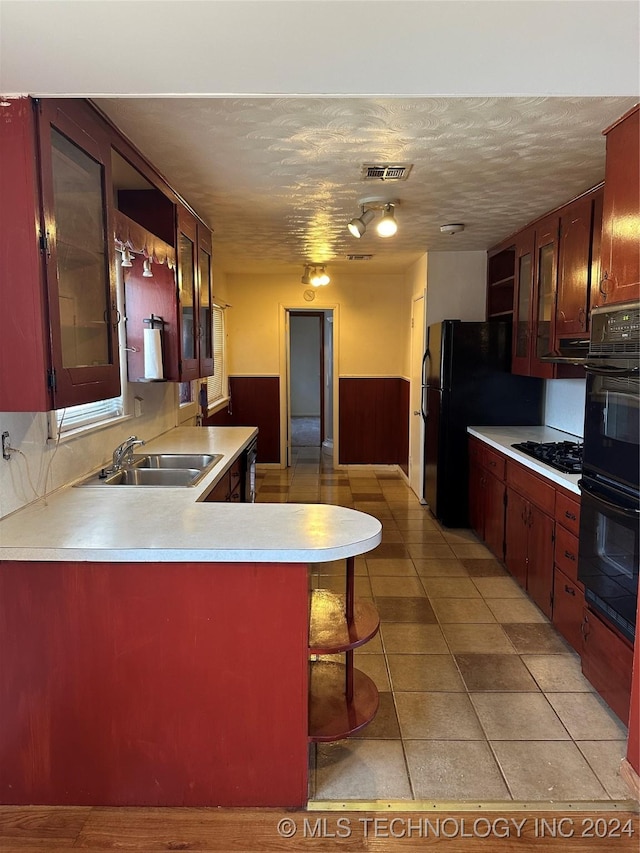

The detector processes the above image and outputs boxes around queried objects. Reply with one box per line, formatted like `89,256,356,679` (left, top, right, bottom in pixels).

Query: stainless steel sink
104,467,202,486
130,453,221,470
76,453,223,487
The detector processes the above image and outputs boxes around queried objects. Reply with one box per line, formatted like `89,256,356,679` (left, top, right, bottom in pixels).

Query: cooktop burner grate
511,440,583,474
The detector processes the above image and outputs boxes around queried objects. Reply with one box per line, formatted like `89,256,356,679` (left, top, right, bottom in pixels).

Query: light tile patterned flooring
256,447,631,803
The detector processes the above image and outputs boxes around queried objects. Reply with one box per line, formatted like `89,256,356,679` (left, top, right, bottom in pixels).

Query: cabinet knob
564,584,576,596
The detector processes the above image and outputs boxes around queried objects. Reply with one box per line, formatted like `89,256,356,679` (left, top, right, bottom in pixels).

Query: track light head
376,203,397,238
301,264,313,285
347,207,376,238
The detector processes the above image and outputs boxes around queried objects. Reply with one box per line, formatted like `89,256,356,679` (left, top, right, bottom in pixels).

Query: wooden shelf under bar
309,589,380,654
308,660,379,742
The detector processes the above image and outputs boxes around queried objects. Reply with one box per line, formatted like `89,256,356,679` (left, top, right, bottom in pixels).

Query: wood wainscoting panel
204,376,280,463
339,377,410,466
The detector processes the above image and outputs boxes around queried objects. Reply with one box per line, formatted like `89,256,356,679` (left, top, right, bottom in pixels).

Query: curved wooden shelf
309,589,380,654
308,661,379,742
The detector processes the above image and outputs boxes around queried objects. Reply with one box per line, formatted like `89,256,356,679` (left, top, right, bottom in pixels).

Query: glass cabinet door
177,208,199,381
532,216,559,379
511,228,535,375
38,100,120,408
198,226,214,376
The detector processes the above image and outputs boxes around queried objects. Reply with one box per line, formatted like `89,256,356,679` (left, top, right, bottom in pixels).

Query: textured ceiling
95,96,637,274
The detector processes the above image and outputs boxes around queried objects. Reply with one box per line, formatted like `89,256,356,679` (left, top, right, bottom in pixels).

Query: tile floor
256,447,631,803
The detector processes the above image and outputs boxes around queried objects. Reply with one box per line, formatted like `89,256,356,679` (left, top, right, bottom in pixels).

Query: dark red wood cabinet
505,461,555,618
599,105,640,306
555,187,603,340
581,607,634,725
0,97,121,411
468,438,506,560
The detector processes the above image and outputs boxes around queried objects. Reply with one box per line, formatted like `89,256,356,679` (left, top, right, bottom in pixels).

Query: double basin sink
78,453,223,487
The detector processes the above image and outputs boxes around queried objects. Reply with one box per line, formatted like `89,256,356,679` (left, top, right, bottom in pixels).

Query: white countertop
0,427,382,563
467,425,581,495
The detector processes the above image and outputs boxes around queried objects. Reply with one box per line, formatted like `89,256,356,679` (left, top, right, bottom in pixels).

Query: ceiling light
310,266,330,287
348,207,375,238
440,223,465,235
376,204,397,238
301,264,313,285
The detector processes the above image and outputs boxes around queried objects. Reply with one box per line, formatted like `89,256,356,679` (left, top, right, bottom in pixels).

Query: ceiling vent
346,254,374,261
361,163,413,182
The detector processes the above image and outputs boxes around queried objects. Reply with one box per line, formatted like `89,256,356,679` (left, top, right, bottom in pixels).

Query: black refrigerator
423,320,544,528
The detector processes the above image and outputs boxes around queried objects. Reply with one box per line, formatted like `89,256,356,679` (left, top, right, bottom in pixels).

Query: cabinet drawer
555,491,580,536
483,447,506,481
506,460,555,514
554,524,582,586
552,567,585,654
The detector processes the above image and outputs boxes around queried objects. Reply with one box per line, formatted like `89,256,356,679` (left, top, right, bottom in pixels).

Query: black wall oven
578,301,639,644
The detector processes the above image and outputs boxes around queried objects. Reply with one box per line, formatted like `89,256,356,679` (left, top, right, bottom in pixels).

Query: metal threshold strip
307,799,639,812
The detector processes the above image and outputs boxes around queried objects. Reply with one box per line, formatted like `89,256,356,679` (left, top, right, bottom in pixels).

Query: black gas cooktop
511,440,583,474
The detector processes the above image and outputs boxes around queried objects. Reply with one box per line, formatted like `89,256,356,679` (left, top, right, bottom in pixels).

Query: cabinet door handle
578,307,587,331
581,614,590,641
564,585,576,596
564,510,577,521
599,271,609,298
564,550,576,561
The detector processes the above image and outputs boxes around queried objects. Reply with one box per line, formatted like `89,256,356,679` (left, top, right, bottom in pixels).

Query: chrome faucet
109,436,145,472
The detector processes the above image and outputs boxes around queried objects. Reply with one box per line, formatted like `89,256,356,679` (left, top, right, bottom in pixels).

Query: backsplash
0,383,178,519
544,378,587,438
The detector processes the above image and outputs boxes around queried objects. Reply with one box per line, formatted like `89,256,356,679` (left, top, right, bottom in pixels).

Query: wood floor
1,805,638,851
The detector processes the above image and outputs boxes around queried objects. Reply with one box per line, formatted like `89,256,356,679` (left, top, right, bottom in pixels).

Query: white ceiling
96,96,637,274
2,1,638,277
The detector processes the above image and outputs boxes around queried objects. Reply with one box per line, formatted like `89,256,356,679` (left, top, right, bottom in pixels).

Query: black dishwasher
243,437,258,503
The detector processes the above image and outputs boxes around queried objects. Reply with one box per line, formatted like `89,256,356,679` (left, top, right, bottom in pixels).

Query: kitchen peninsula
0,427,382,808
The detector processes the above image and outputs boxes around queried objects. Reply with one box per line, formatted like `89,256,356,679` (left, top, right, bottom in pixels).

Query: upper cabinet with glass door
0,97,120,412
38,100,121,407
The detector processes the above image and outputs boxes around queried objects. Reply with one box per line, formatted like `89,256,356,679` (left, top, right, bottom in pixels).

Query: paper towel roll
143,328,164,380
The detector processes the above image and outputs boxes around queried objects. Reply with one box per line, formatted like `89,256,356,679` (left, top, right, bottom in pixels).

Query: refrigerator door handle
421,349,429,420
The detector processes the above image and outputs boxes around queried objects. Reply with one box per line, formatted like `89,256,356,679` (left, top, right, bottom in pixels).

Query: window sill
207,396,230,416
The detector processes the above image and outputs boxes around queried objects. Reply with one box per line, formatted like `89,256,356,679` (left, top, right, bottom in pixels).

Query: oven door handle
578,479,640,517
584,362,640,377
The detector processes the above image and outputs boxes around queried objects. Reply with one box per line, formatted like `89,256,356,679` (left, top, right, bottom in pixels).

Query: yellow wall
221,270,412,378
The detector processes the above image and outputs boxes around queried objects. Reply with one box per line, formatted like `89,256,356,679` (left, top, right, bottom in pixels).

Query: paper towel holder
143,314,167,330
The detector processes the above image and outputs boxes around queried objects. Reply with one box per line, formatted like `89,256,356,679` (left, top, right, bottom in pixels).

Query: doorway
285,310,334,466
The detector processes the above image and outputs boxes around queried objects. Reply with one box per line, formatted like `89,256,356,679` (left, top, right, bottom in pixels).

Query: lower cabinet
505,461,555,618
468,438,506,560
553,567,585,653
204,457,242,502
469,435,635,726
581,607,634,725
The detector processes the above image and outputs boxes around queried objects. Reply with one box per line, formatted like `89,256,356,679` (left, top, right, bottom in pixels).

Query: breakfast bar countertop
0,427,382,563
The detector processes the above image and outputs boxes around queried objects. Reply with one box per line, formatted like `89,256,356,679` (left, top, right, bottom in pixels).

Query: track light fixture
301,264,330,287
142,258,154,278
347,198,400,239
120,248,133,268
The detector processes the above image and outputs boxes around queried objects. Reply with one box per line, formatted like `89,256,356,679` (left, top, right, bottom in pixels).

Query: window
53,395,124,435
206,304,227,407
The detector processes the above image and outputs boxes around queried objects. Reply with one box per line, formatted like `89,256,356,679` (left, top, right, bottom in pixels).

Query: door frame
279,303,339,468
409,291,427,502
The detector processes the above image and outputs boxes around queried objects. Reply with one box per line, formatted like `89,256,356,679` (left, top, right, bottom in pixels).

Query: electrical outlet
2,431,11,460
